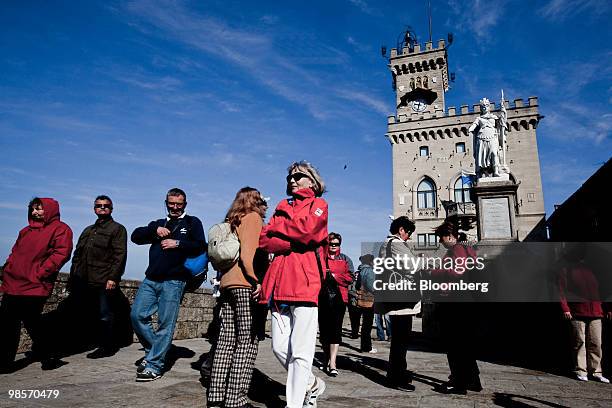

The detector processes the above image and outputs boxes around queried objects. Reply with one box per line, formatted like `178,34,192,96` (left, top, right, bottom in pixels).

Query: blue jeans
130,278,185,374
375,313,391,340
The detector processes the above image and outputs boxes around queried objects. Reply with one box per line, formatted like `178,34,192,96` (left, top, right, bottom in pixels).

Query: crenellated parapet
389,39,449,93
386,97,540,145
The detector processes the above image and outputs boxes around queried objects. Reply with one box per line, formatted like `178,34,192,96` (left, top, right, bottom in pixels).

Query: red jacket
259,188,328,305
430,244,478,299
558,264,606,318
1,198,73,297
328,254,353,304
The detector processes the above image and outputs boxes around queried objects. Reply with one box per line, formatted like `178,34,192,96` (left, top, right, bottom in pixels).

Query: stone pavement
1,321,611,408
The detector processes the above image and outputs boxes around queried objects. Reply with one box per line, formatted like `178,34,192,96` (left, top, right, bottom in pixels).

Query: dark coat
70,217,127,287
131,214,206,281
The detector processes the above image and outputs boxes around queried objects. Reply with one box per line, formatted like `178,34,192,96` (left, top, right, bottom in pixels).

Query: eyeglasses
94,204,112,209
166,201,185,208
286,172,310,183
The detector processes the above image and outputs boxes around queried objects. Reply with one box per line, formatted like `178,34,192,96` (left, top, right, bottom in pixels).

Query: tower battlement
389,39,446,58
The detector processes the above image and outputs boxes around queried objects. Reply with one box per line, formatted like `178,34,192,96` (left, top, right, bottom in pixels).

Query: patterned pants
207,288,258,407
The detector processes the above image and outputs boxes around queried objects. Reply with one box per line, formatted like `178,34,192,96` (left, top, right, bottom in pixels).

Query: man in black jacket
130,188,206,382
69,195,127,359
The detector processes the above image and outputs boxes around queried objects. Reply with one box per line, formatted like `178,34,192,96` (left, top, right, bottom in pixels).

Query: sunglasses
166,202,185,208
329,243,340,247
94,204,112,209
286,172,310,183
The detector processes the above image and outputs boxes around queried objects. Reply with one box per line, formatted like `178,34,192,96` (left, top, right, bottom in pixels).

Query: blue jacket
131,214,206,281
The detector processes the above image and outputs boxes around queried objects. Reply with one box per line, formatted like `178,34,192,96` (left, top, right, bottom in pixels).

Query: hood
29,197,61,227
291,187,316,200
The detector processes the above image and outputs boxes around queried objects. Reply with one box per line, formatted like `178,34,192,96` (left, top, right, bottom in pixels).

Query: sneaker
576,374,588,382
591,375,610,384
368,348,378,354
136,359,147,374
136,370,161,382
303,376,326,407
438,383,466,395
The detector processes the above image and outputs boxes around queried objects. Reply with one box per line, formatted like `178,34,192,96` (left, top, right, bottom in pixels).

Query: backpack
207,222,240,272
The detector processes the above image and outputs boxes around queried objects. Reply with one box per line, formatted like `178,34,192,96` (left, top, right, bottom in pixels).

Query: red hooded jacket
259,188,328,305
1,198,73,297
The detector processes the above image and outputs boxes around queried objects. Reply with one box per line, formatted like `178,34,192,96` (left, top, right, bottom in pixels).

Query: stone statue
469,92,508,179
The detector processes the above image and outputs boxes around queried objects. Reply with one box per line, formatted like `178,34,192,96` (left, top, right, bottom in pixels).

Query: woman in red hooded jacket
0,197,73,372
318,232,352,377
259,161,328,408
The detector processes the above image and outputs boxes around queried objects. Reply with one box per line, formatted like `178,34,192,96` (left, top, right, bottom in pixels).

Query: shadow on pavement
492,392,569,408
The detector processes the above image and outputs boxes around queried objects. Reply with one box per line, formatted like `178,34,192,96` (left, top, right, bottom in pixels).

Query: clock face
412,98,427,112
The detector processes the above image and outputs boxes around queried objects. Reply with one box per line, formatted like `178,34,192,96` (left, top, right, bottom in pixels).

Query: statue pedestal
473,179,518,242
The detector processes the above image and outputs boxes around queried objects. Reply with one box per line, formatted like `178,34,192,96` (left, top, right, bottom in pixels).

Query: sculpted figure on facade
469,92,508,179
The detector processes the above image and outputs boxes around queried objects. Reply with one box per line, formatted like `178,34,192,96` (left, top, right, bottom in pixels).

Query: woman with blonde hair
207,187,268,408
259,161,329,408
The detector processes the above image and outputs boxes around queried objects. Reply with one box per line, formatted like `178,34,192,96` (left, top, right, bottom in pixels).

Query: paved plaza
1,321,611,408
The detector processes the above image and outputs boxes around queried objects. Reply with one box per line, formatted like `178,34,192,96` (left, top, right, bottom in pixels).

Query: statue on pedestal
469,91,508,179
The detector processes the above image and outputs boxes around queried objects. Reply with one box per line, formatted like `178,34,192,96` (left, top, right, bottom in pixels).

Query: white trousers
271,305,318,408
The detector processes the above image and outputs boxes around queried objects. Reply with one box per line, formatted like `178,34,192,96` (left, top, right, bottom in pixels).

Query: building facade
385,39,546,244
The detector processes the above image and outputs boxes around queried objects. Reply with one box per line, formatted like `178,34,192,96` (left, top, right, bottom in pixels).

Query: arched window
417,178,436,209
423,76,429,88
416,77,422,88
454,177,473,203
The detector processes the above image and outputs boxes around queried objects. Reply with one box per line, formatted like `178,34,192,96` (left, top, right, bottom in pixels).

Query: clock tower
389,36,449,118
384,31,546,244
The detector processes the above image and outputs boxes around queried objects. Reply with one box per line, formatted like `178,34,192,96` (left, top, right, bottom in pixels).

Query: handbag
315,248,343,310
184,252,208,279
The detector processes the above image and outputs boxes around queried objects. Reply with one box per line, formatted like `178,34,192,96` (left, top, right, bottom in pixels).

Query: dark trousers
348,304,362,337
0,294,49,367
437,303,480,387
387,314,413,381
70,282,116,350
360,307,375,352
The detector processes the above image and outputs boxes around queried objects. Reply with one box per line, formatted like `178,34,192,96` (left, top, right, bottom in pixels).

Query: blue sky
1,0,611,280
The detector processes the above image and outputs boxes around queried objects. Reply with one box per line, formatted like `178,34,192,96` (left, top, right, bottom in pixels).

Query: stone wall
0,272,216,353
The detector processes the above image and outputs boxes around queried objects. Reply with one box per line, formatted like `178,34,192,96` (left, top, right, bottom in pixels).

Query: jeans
130,278,186,374
375,313,391,340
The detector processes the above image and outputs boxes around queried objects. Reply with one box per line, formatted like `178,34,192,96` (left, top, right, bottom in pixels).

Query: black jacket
131,214,206,281
70,217,127,287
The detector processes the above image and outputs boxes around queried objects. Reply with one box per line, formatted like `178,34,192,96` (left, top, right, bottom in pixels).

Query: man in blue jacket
130,188,206,381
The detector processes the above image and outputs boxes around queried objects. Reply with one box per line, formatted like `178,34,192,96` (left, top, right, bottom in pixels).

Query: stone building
385,38,546,244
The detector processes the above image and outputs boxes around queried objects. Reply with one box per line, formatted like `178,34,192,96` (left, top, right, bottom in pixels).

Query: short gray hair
286,161,326,197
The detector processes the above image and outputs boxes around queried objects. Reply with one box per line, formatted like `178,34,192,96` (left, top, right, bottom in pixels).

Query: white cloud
538,0,611,21
347,0,378,16
335,89,390,115
447,0,508,43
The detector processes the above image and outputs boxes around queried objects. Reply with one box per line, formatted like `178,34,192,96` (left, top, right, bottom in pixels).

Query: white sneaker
303,376,326,408
576,374,588,382
591,375,610,384
368,348,378,354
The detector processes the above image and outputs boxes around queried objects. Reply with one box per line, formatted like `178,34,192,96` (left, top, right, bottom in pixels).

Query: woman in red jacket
318,232,352,377
0,197,73,372
259,161,328,408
